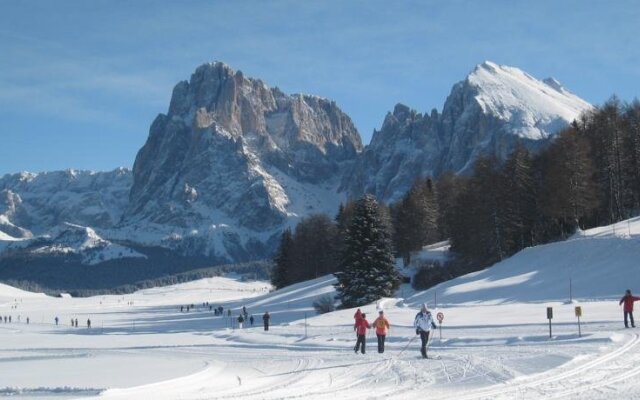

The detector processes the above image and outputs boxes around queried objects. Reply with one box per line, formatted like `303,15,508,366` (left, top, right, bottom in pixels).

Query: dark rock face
341,104,442,203
125,62,362,232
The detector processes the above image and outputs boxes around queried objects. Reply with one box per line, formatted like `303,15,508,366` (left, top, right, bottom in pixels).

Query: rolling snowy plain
3,219,640,399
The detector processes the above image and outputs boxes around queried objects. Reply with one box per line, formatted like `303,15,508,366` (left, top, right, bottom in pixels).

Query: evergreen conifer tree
271,228,294,289
394,178,439,265
334,194,401,308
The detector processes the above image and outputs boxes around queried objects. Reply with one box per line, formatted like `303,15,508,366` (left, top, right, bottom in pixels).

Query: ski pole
397,335,417,357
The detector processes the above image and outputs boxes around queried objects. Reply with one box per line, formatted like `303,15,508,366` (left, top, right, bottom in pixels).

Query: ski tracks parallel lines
452,333,640,400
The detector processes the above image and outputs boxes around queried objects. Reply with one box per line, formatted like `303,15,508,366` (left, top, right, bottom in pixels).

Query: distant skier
87,319,91,329
619,289,640,328
354,313,371,354
353,308,363,334
249,315,254,326
237,314,244,329
263,311,270,331
373,310,390,353
354,308,362,322
54,316,59,326
75,318,79,328
414,303,437,358
26,317,29,324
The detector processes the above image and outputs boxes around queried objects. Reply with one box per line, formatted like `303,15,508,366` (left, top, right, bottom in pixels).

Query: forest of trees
445,98,640,268
271,99,640,295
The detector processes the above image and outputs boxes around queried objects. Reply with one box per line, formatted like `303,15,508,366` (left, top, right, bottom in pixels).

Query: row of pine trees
271,98,640,307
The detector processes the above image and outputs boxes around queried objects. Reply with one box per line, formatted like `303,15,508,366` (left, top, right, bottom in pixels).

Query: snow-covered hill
406,218,640,306
2,217,640,399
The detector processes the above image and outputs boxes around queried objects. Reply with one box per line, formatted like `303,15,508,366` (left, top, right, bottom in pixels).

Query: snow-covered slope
407,217,640,306
3,218,640,399
0,282,46,299
0,168,132,237
468,61,591,140
1,223,145,266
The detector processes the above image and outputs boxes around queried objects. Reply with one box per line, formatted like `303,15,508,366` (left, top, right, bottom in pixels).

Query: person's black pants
376,334,386,353
354,334,366,354
624,311,635,328
264,323,269,331
419,331,431,358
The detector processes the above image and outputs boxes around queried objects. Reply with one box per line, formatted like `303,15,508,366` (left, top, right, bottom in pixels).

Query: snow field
2,218,640,398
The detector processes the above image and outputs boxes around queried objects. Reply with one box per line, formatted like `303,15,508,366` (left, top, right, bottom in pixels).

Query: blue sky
1,0,638,175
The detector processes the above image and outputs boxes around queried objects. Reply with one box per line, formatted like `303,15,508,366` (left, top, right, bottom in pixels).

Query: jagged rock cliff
122,62,362,259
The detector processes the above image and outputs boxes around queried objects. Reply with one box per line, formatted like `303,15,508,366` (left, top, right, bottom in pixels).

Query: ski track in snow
3,290,640,400
448,333,640,400
71,329,639,400
6,213,640,400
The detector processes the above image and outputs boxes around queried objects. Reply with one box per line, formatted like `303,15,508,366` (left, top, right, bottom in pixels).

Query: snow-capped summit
466,61,591,140
342,61,593,202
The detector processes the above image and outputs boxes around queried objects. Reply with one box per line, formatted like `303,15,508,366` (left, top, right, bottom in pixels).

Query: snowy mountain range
0,61,592,281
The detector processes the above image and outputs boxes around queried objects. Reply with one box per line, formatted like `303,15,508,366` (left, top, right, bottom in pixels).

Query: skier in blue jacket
414,303,437,358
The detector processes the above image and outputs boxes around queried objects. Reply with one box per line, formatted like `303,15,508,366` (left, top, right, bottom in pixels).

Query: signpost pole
575,306,582,337
436,312,444,341
547,307,553,339
578,316,581,337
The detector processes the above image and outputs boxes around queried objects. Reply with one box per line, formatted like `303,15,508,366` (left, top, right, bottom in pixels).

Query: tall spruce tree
291,214,338,280
334,194,401,308
271,228,294,289
500,146,537,252
540,128,597,235
394,178,439,265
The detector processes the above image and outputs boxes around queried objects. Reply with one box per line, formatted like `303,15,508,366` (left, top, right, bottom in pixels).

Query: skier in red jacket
619,289,640,328
353,313,371,354
354,309,362,322
353,308,363,334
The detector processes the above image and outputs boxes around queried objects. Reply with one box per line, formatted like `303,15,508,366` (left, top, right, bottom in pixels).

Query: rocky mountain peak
543,77,565,93
342,61,593,202
124,61,363,261
461,61,591,140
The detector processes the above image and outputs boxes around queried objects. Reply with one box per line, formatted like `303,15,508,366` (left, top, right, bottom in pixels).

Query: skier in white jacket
413,303,437,358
